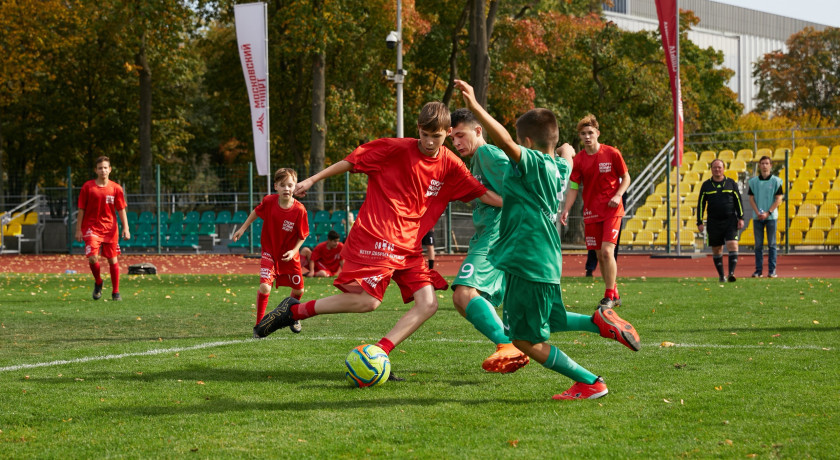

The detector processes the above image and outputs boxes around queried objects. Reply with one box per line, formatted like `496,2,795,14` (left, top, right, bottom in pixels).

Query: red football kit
78,180,126,258
311,241,344,275
570,144,628,250
334,137,486,301
254,195,309,289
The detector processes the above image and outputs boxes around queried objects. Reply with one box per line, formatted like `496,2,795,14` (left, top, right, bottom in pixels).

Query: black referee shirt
696,177,743,225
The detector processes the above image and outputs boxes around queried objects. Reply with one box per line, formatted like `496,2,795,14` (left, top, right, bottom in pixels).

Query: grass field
1,273,838,458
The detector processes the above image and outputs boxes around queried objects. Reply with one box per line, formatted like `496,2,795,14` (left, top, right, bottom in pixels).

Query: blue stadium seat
199,211,215,224
231,210,248,225
215,210,232,224
184,211,200,224
313,210,331,224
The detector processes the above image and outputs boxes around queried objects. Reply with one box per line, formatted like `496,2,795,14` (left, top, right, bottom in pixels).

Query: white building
603,0,832,112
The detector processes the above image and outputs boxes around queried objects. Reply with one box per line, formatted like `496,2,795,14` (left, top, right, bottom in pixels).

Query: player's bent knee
258,283,272,295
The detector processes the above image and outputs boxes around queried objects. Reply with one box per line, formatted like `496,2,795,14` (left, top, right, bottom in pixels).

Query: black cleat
387,372,405,382
111,292,122,301
252,328,265,339
727,273,737,283
290,320,302,334
92,282,103,300
585,270,593,277
718,276,726,283
253,297,299,338
598,297,615,309
612,296,622,307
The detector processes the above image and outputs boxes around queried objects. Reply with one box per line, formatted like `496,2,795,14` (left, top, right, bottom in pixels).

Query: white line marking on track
0,337,832,373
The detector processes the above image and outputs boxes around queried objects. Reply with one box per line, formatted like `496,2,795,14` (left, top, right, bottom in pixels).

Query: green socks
464,296,509,345
542,345,597,384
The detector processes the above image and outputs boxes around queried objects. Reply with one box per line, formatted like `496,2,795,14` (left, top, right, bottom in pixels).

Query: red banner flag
655,0,684,167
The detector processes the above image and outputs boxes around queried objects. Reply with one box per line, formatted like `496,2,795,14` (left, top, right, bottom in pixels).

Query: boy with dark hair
560,115,631,308
449,107,529,373
233,168,309,335
455,79,640,400
309,230,344,277
255,102,502,380
75,156,130,301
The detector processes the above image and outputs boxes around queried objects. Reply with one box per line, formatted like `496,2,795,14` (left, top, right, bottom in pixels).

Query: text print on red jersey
425,179,443,197
363,273,385,289
374,240,394,252
598,162,612,173
106,195,115,204
282,220,294,232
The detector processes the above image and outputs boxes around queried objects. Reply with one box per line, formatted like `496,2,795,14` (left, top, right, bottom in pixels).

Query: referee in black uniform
697,159,744,282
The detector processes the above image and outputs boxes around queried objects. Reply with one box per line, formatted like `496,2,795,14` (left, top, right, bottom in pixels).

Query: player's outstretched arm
454,80,521,163
478,190,503,208
296,160,354,197
232,210,258,241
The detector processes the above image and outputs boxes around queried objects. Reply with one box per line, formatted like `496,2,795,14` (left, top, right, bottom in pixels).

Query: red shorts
334,257,449,304
260,252,304,290
584,216,623,250
84,234,121,259
314,261,337,277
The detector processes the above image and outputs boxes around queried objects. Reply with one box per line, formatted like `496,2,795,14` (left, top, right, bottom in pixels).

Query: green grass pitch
1,273,838,458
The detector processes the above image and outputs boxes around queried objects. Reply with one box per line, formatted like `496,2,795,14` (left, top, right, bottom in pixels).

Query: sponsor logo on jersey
363,273,385,289
282,220,294,232
599,162,611,173
585,236,597,247
373,239,394,252
425,179,443,197
106,195,115,204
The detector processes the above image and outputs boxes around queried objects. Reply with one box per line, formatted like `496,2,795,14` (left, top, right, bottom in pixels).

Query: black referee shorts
706,217,739,247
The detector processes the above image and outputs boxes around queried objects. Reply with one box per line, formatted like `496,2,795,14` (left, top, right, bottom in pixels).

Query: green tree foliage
754,27,840,123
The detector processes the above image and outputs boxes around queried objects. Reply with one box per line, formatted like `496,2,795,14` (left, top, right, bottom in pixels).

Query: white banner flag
234,3,270,176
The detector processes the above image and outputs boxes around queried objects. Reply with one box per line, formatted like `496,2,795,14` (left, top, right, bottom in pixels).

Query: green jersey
467,144,509,255
488,146,571,284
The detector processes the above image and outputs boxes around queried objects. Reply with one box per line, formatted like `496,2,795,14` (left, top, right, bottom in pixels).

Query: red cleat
593,306,641,351
481,343,530,373
553,376,608,400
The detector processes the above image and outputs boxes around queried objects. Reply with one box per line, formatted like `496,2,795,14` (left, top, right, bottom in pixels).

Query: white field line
0,337,833,373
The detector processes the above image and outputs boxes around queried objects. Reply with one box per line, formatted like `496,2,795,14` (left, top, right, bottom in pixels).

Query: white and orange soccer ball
344,344,391,387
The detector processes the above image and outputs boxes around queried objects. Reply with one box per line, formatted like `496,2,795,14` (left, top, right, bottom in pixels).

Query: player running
448,108,529,374
254,102,501,381
75,156,130,301
232,168,309,336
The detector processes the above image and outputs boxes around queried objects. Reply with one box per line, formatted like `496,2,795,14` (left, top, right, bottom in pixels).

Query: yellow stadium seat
798,168,817,182
634,206,654,220
790,215,810,231
678,229,696,248
771,148,787,161
739,224,754,246
817,167,837,181
679,204,694,218
788,230,803,246
631,230,654,248
654,206,671,220
679,162,691,174
804,156,823,170
655,182,668,195
804,190,824,204
793,146,811,158
8,212,25,226
832,145,840,156
691,160,709,173
645,218,664,233
812,145,829,159
645,194,662,207
724,170,739,182
681,171,699,185
802,229,824,246
736,149,754,161
23,212,37,225
729,159,747,173
678,182,692,195
625,218,645,233
788,192,804,207
699,151,716,163
825,190,840,203
811,216,833,232
4,223,22,236
790,180,810,194
777,206,788,223
718,150,735,163
812,177,831,192
684,151,698,164
777,168,796,181
833,179,840,191
788,157,804,171
826,228,840,247
818,203,839,219
797,203,818,218
826,155,840,170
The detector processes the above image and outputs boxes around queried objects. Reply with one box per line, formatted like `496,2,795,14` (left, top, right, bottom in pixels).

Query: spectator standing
747,155,784,278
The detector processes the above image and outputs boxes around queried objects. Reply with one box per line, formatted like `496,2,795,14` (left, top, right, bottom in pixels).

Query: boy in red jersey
308,230,344,277
75,156,130,301
255,102,501,380
232,168,309,337
560,115,630,309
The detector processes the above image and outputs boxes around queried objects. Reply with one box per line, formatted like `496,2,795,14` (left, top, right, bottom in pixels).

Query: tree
754,27,840,123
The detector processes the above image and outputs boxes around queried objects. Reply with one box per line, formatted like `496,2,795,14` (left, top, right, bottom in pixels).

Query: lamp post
384,0,404,138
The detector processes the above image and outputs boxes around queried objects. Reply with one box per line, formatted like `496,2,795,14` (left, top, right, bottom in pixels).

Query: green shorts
502,273,568,344
451,252,505,307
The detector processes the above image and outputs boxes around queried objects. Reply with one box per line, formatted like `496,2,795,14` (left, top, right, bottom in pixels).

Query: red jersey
78,180,127,243
343,137,486,269
570,144,628,223
254,195,309,270
311,241,344,273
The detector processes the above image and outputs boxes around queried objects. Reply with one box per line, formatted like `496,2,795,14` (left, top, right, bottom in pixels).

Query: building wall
603,0,830,113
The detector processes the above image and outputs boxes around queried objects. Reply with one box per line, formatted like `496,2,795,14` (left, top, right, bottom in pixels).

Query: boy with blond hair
75,156,130,301
233,168,309,336
454,79,640,399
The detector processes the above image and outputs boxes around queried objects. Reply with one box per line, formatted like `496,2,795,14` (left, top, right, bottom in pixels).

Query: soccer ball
345,344,391,387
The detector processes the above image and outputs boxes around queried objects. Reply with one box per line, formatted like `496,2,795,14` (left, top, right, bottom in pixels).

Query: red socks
292,300,317,320
604,288,618,300
109,263,120,293
90,261,102,284
376,338,395,355
256,292,270,324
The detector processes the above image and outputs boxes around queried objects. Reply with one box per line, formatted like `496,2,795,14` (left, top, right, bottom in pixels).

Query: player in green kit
454,79,641,399
449,108,529,374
